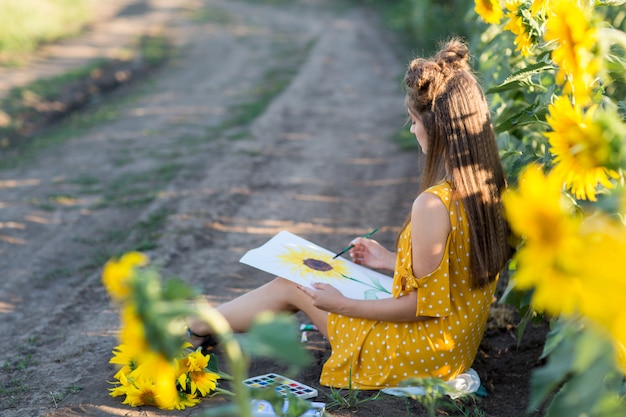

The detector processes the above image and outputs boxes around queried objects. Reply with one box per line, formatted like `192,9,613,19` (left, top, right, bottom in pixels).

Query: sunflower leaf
236,313,312,370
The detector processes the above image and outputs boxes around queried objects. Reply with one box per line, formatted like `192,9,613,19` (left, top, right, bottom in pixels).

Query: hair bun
434,38,470,71
404,37,472,112
404,59,441,93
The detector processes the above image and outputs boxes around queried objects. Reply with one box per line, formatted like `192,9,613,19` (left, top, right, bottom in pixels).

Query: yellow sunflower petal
475,0,503,24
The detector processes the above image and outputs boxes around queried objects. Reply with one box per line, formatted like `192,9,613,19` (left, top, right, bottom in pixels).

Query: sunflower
544,0,601,104
118,305,150,351
503,165,585,316
101,252,149,301
108,371,132,398
121,375,160,408
109,343,141,379
474,0,503,24
277,245,350,281
177,350,220,396
529,0,549,17
569,215,626,374
503,164,578,246
513,245,586,316
173,392,202,410
503,0,540,57
575,215,626,331
131,353,179,410
545,97,619,201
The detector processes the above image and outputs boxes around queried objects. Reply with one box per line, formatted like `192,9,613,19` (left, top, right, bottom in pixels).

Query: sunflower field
470,0,626,415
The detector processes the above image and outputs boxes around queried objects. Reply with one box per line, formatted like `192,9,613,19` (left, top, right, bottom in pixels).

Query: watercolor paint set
243,373,318,399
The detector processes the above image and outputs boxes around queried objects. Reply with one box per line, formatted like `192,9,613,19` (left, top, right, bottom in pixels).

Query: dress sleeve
409,236,452,317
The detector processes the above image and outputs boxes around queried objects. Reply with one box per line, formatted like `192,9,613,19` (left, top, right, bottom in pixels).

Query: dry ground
0,0,547,416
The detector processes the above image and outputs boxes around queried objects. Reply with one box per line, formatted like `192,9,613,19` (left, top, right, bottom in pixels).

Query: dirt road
0,1,545,416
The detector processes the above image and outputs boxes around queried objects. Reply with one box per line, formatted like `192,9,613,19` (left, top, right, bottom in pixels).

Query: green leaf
284,393,317,417
207,351,221,374
596,0,626,6
250,390,287,417
540,318,572,359
487,62,556,94
248,390,316,417
161,277,198,301
237,312,312,369
529,320,624,415
528,324,576,411
617,101,626,118
571,327,614,372
494,103,548,133
499,278,532,309
545,358,616,417
515,307,538,347
507,149,543,182
196,403,240,417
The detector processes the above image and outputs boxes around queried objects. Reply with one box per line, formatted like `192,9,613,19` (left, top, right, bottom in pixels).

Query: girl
189,38,512,389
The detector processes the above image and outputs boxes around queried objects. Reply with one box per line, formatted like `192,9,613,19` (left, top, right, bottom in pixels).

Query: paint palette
243,373,318,399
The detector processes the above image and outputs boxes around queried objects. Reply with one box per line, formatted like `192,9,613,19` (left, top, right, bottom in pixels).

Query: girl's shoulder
422,180,453,206
412,182,451,224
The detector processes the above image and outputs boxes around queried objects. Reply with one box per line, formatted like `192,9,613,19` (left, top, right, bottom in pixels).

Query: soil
0,1,549,416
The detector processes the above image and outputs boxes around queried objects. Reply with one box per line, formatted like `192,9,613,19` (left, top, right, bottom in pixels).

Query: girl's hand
348,237,395,271
298,282,349,314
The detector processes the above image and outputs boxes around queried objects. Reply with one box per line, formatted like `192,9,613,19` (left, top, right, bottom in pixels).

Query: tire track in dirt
0,1,417,416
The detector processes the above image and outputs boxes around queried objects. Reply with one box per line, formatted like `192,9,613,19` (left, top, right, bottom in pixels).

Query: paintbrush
332,227,379,259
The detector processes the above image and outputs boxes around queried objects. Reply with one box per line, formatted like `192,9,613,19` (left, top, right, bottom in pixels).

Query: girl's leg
189,277,329,340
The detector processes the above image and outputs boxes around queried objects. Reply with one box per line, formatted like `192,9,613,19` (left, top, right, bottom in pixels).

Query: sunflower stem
212,386,237,396
342,274,391,295
195,303,252,416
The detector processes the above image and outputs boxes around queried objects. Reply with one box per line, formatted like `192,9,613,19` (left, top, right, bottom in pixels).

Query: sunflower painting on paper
277,245,350,282
240,231,393,300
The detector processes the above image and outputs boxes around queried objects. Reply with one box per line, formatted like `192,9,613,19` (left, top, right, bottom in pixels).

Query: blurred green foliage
356,0,474,54
0,0,95,66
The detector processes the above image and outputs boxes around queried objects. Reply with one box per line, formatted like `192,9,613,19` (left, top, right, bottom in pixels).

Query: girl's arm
300,192,450,322
302,283,428,322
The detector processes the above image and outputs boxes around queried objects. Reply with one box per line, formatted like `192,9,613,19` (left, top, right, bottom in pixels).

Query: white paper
239,231,393,300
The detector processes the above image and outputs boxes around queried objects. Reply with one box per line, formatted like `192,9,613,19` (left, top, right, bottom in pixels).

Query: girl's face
409,111,428,154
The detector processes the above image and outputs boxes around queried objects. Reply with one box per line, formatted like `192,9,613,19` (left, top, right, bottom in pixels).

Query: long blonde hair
403,38,512,288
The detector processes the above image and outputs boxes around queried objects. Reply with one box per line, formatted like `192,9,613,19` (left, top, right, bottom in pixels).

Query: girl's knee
270,276,297,289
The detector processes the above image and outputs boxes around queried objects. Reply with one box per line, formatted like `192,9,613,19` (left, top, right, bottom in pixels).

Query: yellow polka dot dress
320,181,498,389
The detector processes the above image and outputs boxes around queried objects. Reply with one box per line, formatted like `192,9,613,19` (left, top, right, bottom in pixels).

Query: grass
201,39,314,144
3,353,36,372
36,267,74,283
96,163,182,209
324,386,382,410
133,208,173,252
0,375,30,408
50,384,82,406
321,368,488,416
186,5,234,24
0,0,95,66
323,368,383,410
0,34,170,164
69,207,172,272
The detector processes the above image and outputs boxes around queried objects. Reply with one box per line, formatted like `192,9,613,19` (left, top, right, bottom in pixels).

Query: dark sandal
187,327,219,354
